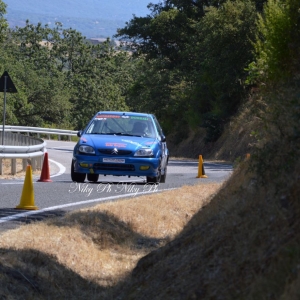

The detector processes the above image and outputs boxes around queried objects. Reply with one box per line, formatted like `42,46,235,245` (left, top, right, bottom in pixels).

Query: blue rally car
71,111,169,183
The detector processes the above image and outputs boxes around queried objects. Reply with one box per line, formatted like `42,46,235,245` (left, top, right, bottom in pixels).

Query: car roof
96,111,154,118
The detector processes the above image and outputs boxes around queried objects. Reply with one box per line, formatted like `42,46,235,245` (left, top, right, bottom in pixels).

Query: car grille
98,149,132,155
94,163,135,171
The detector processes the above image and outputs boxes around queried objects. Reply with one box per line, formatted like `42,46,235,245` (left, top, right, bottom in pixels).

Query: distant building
88,38,121,47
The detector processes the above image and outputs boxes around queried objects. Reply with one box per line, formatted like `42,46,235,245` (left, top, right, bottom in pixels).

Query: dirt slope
116,158,300,299
115,86,300,299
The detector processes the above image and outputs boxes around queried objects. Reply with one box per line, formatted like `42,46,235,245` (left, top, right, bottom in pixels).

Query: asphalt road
0,140,233,232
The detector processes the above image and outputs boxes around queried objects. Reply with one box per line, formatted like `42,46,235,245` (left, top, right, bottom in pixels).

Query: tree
4,22,72,127
117,0,258,142
0,0,7,43
1,21,132,129
189,0,257,118
247,0,300,84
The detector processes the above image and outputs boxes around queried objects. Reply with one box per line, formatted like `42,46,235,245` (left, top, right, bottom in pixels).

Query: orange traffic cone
196,155,208,178
16,165,38,210
38,152,52,182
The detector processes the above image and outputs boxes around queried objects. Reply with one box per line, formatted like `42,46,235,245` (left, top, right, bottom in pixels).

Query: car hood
79,134,158,151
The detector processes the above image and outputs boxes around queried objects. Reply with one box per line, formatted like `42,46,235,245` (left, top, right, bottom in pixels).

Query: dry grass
118,160,300,300
0,182,221,299
0,152,299,299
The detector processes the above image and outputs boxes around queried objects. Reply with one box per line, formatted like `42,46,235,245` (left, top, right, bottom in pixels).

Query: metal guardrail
1,125,78,141
0,131,47,175
0,126,78,175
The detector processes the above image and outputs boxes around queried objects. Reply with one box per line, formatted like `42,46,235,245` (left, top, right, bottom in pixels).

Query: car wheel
160,166,167,183
71,161,86,182
146,176,154,183
87,173,99,182
146,167,161,184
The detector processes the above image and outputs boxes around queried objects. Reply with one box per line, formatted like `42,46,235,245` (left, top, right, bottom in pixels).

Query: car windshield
85,114,157,138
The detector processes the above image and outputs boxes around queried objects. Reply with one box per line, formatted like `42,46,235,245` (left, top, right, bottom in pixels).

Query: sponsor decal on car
105,142,127,148
96,114,121,118
121,139,142,147
131,116,149,121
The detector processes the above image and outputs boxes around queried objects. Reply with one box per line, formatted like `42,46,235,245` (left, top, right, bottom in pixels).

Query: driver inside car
131,121,147,136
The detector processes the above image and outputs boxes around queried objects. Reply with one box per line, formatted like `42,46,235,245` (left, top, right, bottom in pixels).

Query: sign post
0,71,18,145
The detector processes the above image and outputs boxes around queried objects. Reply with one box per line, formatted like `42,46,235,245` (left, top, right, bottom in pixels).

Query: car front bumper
73,154,161,177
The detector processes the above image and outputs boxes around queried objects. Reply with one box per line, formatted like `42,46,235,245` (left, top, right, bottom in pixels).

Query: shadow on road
0,208,66,233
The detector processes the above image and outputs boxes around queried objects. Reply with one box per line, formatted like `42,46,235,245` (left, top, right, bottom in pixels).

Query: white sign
103,158,125,163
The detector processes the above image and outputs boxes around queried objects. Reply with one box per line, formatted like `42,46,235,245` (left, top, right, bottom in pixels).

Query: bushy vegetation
2,0,295,148
2,0,298,149
0,1,133,130
116,0,265,142
0,0,265,143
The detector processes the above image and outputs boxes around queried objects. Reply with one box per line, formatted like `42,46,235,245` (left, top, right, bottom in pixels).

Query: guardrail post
38,155,43,169
11,158,17,175
31,157,36,171
22,158,27,171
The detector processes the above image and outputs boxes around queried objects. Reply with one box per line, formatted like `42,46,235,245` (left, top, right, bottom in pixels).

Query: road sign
1,71,18,145
0,71,17,93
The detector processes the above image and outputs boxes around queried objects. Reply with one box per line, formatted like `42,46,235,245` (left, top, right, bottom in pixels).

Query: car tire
146,166,161,184
146,176,160,184
87,173,99,182
71,161,86,182
146,176,154,183
160,166,167,183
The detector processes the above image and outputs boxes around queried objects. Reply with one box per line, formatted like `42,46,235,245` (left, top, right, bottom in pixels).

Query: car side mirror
77,130,82,137
161,135,166,142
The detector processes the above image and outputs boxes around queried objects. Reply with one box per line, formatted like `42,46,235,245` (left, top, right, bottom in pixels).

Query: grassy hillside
115,81,300,298
119,165,300,299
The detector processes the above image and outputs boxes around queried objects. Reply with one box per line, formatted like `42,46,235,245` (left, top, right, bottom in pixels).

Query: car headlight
134,148,153,157
78,145,95,154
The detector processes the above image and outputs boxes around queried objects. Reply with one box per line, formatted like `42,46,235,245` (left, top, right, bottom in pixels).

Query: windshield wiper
92,132,107,134
91,132,123,135
113,132,136,136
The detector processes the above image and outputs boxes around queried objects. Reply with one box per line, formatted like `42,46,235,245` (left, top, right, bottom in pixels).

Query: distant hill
4,0,154,38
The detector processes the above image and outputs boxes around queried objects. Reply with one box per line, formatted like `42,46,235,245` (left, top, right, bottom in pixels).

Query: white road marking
0,188,176,224
49,159,66,177
0,159,66,185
